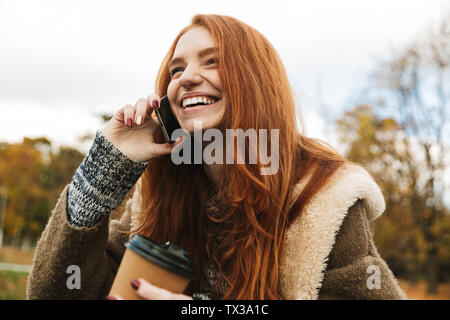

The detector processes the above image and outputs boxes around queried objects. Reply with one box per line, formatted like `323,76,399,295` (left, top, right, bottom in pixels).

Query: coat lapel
279,163,386,299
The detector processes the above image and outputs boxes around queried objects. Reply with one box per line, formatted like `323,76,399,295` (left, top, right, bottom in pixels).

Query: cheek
167,82,176,101
211,72,223,91
166,82,178,114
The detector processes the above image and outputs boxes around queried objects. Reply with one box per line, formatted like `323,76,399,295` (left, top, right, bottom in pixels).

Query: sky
1,0,448,149
1,0,449,205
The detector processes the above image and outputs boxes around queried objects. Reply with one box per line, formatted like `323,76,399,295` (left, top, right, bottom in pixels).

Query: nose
178,63,203,89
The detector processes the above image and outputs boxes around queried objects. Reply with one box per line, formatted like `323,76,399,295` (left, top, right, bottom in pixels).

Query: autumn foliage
0,138,84,248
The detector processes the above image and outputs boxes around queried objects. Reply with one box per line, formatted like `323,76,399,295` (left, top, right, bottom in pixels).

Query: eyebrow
168,47,218,69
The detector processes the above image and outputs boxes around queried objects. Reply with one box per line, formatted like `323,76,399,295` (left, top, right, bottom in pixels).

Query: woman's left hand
107,279,193,300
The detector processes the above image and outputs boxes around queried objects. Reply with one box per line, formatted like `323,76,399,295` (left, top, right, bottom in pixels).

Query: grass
0,246,33,300
0,270,28,300
0,246,35,265
397,279,450,300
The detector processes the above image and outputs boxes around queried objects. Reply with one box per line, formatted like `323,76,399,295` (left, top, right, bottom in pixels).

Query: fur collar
279,163,385,299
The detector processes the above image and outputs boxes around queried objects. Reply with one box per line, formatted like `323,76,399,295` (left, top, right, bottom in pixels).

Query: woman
26,14,407,300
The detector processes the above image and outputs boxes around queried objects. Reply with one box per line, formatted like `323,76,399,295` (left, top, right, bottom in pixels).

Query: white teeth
182,96,217,108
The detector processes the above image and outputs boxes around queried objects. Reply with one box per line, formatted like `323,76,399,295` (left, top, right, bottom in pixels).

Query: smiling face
167,27,226,133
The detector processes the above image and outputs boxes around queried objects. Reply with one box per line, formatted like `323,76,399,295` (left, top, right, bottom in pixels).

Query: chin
182,117,222,134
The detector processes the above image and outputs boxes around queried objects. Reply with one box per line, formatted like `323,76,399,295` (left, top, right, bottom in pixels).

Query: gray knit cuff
67,130,148,227
192,293,211,300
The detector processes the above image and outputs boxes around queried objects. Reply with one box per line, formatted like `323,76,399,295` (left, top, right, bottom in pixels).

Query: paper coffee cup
108,234,195,300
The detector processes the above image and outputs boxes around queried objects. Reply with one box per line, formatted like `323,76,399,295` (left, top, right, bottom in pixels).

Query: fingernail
131,279,140,290
152,99,159,107
127,118,132,128
136,115,143,126
106,296,117,300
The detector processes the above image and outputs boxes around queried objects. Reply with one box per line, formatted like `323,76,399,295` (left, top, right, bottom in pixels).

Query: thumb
152,136,184,157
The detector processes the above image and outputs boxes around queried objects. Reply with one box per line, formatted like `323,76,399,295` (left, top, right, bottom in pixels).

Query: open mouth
179,95,220,109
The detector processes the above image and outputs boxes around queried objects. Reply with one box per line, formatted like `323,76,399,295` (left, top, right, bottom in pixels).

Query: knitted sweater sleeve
67,130,148,227
26,130,147,299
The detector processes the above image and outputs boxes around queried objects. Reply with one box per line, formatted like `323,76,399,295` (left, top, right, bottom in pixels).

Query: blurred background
0,0,449,299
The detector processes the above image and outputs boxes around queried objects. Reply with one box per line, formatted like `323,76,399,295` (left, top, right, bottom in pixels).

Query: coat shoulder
288,162,386,223
280,163,387,299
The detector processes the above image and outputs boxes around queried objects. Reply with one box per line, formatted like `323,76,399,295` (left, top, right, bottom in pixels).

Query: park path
0,262,32,273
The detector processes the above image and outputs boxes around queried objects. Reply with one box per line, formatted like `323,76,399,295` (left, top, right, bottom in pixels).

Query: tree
0,139,49,248
338,103,450,293
367,15,449,294
0,137,85,248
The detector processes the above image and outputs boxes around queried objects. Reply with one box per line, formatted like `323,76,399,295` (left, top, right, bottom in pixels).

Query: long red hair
131,14,346,299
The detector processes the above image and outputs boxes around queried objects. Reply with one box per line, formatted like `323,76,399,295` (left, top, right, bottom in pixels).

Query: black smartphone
154,96,182,144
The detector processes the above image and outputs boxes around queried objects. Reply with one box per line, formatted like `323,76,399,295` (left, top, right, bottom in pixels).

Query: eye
169,67,184,77
205,58,218,65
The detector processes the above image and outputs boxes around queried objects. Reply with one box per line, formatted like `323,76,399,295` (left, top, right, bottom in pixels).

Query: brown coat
26,163,407,299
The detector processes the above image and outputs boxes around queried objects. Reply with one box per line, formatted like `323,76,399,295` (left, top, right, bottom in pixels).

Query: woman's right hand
102,94,182,162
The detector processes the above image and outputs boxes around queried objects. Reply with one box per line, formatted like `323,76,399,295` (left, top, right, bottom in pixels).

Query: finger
106,295,124,300
152,136,185,157
147,94,161,112
134,98,148,126
146,94,161,122
123,104,135,128
148,113,163,131
133,279,192,300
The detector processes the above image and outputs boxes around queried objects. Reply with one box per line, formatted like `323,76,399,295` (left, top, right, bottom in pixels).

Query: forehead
173,27,215,56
